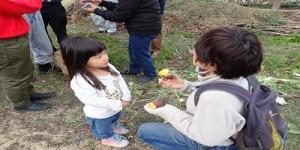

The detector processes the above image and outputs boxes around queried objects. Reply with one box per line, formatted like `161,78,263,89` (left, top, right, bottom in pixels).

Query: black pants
41,2,68,50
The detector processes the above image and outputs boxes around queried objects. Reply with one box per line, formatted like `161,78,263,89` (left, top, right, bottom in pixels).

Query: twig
286,10,300,19
128,107,144,122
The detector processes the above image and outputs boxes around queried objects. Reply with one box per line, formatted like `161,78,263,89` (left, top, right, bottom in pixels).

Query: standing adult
41,0,68,51
151,0,166,57
0,0,54,112
24,11,56,73
82,0,162,83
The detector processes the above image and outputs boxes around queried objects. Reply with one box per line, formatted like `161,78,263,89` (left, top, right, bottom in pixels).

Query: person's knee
137,124,146,140
137,123,152,141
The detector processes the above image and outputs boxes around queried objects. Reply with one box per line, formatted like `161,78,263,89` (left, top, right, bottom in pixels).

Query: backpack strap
194,82,252,106
246,75,258,90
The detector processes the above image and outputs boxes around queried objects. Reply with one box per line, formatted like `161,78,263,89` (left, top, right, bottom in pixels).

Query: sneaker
38,63,62,73
120,69,140,76
38,63,52,73
137,76,155,84
107,29,116,35
98,27,107,32
113,122,129,135
101,134,129,148
30,91,56,101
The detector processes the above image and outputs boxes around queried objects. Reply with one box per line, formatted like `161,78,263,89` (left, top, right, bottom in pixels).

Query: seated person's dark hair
194,27,263,79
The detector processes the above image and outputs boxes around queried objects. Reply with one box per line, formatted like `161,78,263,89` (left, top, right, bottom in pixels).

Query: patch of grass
84,138,96,150
63,111,84,129
256,12,287,26
263,33,300,47
32,118,49,126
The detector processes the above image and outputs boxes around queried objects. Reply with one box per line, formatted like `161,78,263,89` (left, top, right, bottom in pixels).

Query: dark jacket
94,0,161,36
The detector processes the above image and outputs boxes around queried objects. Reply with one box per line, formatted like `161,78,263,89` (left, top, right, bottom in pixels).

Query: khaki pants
0,35,34,108
151,16,164,53
151,33,162,52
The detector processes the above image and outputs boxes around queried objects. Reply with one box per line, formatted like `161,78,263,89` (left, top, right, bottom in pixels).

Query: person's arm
71,75,122,111
178,80,201,93
100,1,117,11
0,0,41,15
94,0,140,22
146,91,245,146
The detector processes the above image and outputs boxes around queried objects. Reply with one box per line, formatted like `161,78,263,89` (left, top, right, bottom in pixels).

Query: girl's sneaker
101,134,129,148
113,122,129,135
98,27,107,32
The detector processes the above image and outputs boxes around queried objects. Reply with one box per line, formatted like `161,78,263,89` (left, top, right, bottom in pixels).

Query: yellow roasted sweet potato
158,69,170,78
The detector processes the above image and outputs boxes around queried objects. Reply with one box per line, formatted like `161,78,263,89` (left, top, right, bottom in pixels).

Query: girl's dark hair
195,27,263,79
61,36,118,90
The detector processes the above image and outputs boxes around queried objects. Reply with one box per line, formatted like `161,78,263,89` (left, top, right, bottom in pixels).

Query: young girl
138,27,263,150
61,37,131,148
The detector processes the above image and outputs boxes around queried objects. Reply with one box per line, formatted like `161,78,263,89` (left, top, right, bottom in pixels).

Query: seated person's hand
144,100,167,115
147,100,166,109
158,76,184,89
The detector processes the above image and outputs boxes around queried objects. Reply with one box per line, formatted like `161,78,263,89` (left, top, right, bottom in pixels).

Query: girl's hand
158,75,184,89
121,100,129,108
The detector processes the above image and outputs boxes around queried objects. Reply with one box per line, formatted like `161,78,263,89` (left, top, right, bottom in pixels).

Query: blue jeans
138,123,238,150
86,112,121,139
128,34,157,78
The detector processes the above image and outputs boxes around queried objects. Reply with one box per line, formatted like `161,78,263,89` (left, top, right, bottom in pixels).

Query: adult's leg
45,3,68,47
27,11,53,65
0,35,34,108
138,123,238,150
127,34,141,74
106,21,117,33
41,5,58,52
130,34,157,79
151,32,162,55
91,13,107,32
151,0,165,56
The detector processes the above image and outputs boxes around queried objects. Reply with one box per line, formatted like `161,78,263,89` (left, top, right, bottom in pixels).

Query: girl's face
87,51,109,69
192,50,216,76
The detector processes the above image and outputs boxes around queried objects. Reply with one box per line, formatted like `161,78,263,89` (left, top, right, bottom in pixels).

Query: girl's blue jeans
138,122,238,150
86,112,121,139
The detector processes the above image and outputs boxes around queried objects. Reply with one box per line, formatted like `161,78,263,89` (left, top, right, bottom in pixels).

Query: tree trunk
272,0,282,10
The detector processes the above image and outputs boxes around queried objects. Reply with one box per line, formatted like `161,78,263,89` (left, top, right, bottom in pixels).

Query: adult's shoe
31,91,56,101
137,76,155,84
14,102,51,112
38,63,62,73
120,69,140,76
